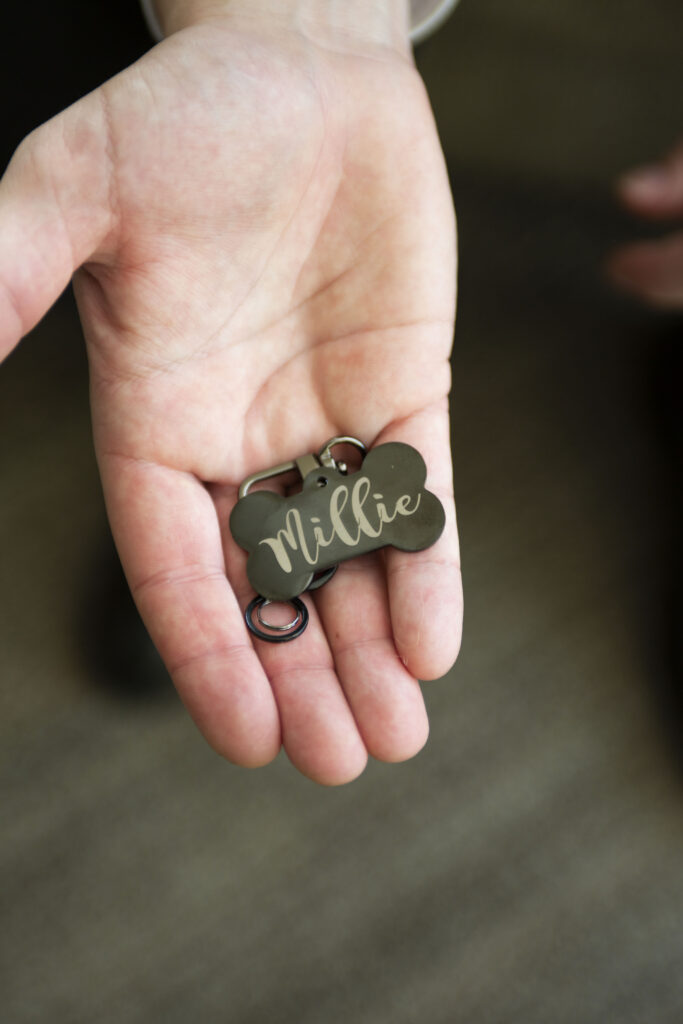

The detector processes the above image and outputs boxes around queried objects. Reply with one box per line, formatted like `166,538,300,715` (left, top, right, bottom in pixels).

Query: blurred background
1,1,682,1021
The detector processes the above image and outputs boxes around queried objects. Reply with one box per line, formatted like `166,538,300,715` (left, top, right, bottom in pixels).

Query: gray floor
2,2,683,1022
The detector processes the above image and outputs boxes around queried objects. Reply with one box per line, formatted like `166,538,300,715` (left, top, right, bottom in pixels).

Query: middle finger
214,485,368,786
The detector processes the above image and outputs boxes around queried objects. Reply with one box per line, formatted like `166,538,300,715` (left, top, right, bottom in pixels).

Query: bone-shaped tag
230,442,445,602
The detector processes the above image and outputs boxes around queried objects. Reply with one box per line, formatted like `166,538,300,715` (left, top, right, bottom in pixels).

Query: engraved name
258,476,422,573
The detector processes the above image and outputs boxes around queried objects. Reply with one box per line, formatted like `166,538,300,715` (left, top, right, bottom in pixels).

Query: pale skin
610,138,683,309
0,0,462,783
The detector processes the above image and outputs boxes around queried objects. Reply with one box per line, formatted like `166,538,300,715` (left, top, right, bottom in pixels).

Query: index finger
98,452,281,767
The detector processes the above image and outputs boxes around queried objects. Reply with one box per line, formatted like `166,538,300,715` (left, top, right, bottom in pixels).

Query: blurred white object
139,0,459,44
410,0,460,43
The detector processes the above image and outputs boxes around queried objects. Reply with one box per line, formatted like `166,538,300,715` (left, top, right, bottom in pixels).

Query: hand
608,139,683,308
0,3,462,783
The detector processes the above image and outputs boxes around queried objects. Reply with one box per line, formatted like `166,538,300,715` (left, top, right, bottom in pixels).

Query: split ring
257,599,301,632
245,596,309,643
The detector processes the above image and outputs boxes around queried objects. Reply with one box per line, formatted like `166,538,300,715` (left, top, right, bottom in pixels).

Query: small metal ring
256,599,301,632
245,596,309,643
318,436,367,469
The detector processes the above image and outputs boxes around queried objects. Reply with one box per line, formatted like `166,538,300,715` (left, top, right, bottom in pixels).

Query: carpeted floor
1,2,682,1022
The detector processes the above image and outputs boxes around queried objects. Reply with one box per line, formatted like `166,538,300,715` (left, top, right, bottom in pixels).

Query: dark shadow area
79,531,172,701
452,165,683,776
641,322,683,767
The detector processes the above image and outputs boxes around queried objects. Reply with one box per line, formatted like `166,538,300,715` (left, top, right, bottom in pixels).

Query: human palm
0,17,462,783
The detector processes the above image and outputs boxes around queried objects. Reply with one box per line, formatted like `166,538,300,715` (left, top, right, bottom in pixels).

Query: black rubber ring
245,596,309,643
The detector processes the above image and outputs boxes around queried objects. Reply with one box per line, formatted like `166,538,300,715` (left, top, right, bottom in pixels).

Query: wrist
151,0,411,52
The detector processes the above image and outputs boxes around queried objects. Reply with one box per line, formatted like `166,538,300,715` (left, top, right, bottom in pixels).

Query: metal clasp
238,435,367,499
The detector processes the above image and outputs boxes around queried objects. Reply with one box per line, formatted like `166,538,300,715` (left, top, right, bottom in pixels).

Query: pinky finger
378,402,463,680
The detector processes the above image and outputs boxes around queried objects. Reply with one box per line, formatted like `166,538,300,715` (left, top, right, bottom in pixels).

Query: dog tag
231,437,445,603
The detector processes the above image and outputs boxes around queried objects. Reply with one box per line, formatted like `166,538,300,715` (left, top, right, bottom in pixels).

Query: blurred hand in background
610,139,683,308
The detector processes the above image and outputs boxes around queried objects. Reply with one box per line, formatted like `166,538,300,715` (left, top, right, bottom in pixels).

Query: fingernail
620,165,672,200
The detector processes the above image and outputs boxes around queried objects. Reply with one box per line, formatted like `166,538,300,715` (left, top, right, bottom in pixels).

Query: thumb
0,93,114,361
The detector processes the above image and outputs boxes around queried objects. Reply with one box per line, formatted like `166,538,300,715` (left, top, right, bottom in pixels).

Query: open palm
0,16,462,783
